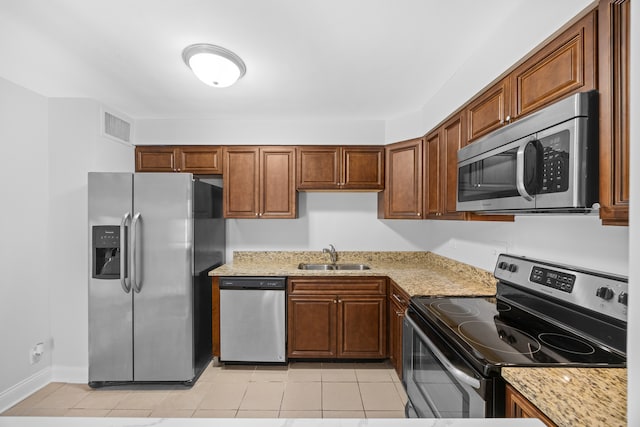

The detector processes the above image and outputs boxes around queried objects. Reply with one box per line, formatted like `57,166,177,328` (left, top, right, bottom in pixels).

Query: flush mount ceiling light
182,43,246,88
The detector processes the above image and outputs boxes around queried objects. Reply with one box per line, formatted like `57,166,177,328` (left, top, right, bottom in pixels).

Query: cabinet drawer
288,277,386,295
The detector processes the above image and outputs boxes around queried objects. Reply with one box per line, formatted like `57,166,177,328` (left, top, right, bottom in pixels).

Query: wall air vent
103,111,131,144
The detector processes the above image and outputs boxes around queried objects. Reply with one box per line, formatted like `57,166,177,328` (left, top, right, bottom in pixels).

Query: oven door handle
406,314,481,390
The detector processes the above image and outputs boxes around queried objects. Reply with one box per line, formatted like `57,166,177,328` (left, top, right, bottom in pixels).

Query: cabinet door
259,147,297,218
466,78,511,142
379,138,423,219
598,0,630,226
388,282,409,378
135,146,177,172
296,146,341,190
341,146,385,190
287,295,337,358
178,146,223,174
441,114,467,220
505,384,557,427
510,11,596,118
424,130,441,218
223,147,259,218
338,296,387,358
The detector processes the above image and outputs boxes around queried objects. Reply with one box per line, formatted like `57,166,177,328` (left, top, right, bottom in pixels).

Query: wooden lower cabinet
388,281,410,378
505,384,557,427
287,277,387,359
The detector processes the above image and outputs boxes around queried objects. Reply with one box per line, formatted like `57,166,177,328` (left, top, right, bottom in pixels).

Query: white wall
627,1,638,425
135,118,385,146
0,78,51,409
48,99,134,383
227,192,429,260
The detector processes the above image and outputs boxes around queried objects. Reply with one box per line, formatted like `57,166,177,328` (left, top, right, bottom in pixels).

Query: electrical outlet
29,342,44,365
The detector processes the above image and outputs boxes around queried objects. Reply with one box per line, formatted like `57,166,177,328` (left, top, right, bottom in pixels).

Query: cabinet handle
395,310,404,316
392,294,406,306
417,213,421,216
333,299,337,304
255,213,259,217
506,115,512,124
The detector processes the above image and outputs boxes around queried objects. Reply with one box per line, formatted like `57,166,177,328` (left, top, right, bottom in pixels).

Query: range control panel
529,266,576,293
495,253,628,322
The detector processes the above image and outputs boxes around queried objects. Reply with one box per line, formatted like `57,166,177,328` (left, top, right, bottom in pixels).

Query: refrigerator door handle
119,212,131,293
131,212,142,293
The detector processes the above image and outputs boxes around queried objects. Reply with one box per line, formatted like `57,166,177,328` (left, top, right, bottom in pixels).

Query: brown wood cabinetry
378,138,423,219
135,145,223,174
388,280,410,379
425,113,467,220
598,0,630,226
287,277,387,359
223,146,296,219
296,146,384,190
466,78,511,143
505,384,558,427
510,11,596,119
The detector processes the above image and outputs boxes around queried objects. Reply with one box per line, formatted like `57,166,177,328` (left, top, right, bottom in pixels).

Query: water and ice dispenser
92,225,123,279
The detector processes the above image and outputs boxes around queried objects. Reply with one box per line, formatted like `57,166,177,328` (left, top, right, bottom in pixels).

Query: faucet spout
322,244,338,264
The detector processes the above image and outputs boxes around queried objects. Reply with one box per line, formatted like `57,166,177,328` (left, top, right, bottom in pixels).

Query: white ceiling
1,1,554,121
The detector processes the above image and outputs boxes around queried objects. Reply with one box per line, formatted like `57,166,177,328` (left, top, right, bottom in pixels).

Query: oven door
402,308,500,418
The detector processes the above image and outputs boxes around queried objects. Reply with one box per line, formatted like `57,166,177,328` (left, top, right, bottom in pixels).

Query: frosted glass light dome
182,44,246,88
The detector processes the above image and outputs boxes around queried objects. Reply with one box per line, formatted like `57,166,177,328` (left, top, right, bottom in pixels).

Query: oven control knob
596,287,614,301
508,263,518,273
498,262,508,270
618,292,628,306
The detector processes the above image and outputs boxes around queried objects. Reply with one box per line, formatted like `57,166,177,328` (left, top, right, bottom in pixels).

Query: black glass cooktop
410,295,626,371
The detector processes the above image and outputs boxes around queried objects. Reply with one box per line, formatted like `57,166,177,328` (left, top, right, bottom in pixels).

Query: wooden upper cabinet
378,138,423,219
135,146,177,172
135,145,222,174
296,146,384,190
466,78,511,142
224,147,259,218
178,146,222,174
296,146,340,189
598,0,630,226
342,146,384,190
510,10,596,119
259,147,297,218
424,130,441,218
224,146,296,219
425,114,466,220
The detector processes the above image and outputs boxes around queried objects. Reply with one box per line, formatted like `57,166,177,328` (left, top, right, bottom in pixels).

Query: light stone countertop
208,251,497,297
501,367,627,427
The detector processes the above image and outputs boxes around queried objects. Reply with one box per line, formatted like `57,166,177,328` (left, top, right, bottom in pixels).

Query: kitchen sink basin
297,263,370,270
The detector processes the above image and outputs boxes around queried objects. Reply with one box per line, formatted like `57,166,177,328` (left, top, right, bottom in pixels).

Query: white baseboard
51,365,87,384
0,367,52,413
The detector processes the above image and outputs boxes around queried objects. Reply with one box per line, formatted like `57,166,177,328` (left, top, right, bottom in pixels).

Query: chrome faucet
323,244,338,264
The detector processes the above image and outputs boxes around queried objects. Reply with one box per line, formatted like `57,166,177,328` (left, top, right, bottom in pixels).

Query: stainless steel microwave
457,91,599,214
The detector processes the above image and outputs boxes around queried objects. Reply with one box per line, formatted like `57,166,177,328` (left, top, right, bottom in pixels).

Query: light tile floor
1,361,408,419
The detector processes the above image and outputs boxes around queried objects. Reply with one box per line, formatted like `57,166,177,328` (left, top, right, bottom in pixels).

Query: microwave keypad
540,131,570,194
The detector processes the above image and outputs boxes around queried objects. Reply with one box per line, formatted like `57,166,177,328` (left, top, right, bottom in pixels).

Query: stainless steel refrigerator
88,172,225,387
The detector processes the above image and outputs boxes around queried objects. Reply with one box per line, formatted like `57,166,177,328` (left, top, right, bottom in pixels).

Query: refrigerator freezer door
88,172,134,383
132,173,194,381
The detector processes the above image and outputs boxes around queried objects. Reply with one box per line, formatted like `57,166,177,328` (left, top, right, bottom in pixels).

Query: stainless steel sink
297,263,370,271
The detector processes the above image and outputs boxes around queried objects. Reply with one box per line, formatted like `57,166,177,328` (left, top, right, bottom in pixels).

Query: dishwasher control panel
219,276,286,290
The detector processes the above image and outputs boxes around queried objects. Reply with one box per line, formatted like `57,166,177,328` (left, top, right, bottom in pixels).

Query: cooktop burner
411,295,626,370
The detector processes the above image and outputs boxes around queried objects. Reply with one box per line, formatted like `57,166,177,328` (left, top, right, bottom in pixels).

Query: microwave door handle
119,212,131,293
405,315,481,390
516,142,534,201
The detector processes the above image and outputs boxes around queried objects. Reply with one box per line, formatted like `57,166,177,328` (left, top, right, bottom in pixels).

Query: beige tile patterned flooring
1,361,408,419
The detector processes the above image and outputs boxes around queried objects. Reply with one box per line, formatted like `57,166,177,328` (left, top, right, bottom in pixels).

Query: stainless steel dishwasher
219,277,287,363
